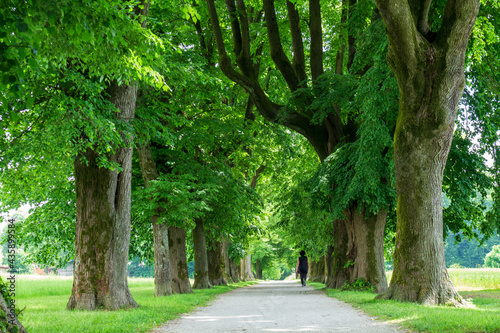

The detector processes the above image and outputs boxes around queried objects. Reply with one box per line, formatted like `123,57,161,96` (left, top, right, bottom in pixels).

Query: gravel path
153,280,407,332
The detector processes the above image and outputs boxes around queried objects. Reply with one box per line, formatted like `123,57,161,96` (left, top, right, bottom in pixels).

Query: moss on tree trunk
374,0,479,306
67,83,138,311
168,225,193,294
207,239,228,286
137,144,172,297
193,217,211,289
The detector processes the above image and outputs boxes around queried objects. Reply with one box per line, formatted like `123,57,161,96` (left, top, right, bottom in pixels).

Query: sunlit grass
314,268,500,333
4,275,257,333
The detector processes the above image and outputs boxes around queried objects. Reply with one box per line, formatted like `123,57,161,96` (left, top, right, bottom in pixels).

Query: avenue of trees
1,0,500,328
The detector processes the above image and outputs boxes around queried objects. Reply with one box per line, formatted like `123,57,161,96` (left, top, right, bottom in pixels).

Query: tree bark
168,226,193,294
374,0,479,305
68,83,138,310
221,238,235,283
229,257,240,282
326,218,349,289
193,217,211,289
347,207,388,293
0,288,27,333
207,239,228,286
137,145,172,297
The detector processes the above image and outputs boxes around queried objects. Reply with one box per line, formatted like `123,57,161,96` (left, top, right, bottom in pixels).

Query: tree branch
286,0,307,84
373,0,420,75
408,0,432,37
262,0,301,91
335,0,348,75
437,0,479,56
309,0,324,80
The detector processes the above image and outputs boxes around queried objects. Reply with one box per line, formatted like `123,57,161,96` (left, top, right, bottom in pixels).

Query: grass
6,275,257,333
309,268,500,333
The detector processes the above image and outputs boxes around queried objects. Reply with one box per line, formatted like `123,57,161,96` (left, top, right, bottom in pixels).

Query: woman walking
296,250,309,287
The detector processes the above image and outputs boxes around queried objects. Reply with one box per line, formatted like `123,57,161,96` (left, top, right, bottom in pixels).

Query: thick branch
263,0,301,91
346,0,356,70
335,0,348,75
438,0,479,55
286,0,307,84
373,0,420,75
408,0,432,36
309,0,324,80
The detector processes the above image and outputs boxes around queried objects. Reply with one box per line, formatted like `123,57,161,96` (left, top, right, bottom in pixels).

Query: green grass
310,268,500,333
8,275,257,333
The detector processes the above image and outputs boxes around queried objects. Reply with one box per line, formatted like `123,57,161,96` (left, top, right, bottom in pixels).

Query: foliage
250,235,295,280
444,229,500,268
484,245,500,268
308,20,398,220
340,278,374,292
127,257,154,278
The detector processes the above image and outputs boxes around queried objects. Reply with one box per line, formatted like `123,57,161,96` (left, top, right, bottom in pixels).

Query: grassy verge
11,275,257,333
308,268,500,333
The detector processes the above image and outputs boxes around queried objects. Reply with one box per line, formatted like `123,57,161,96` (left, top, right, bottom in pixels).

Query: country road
153,280,406,332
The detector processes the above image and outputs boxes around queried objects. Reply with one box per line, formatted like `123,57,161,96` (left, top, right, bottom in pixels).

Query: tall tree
67,0,152,310
373,0,480,305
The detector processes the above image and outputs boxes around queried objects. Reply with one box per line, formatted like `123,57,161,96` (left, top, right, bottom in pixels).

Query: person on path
296,250,309,287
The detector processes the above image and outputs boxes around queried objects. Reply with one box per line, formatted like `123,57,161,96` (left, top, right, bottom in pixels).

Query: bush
449,263,465,269
341,278,374,292
484,245,500,268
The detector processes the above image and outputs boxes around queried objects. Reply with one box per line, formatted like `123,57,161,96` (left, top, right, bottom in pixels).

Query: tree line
1,0,499,326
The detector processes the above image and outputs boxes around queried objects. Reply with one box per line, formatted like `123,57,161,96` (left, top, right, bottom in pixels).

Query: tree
373,0,480,305
484,245,500,268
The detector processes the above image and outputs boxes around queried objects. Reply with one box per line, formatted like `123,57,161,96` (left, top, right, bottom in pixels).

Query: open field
4,275,257,333
314,268,500,333
4,268,500,333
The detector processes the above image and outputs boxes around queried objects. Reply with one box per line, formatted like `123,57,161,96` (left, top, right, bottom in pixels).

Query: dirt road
153,280,406,332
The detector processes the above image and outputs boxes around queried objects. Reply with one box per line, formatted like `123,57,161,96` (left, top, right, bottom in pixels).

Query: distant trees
484,245,500,268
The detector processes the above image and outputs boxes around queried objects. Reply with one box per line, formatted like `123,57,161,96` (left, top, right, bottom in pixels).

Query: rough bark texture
229,257,240,283
346,207,388,293
193,218,211,289
326,219,349,289
374,0,480,305
207,240,228,286
68,83,138,310
137,145,172,297
168,226,193,294
0,289,27,333
221,238,236,283
254,259,263,279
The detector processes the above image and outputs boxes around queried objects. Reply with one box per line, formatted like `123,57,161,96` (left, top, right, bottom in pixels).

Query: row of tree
0,1,499,326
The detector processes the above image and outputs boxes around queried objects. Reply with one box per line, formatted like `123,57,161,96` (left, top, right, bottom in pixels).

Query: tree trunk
68,83,138,310
325,245,334,286
221,238,235,283
244,254,254,280
347,207,387,293
0,287,27,333
316,256,326,283
326,218,350,289
229,257,239,283
255,259,263,279
193,217,211,289
137,145,172,297
207,239,228,286
168,226,193,294
374,0,479,306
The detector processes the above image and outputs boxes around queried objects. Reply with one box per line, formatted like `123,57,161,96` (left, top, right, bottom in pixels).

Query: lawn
7,275,257,333
312,268,500,333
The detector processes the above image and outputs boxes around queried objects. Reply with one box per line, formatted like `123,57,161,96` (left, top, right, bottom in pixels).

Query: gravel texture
153,280,407,332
